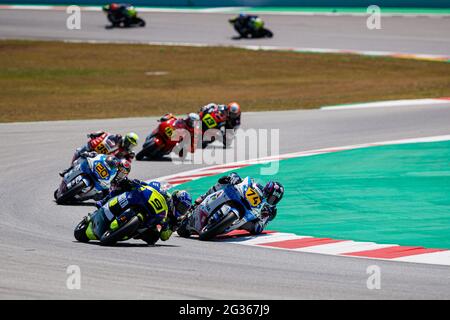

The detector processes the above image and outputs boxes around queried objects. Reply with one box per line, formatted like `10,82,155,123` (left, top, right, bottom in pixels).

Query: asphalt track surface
0,9,450,55
1,103,450,299
2,8,450,300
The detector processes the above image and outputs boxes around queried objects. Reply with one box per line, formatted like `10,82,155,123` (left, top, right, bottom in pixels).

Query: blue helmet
171,190,192,218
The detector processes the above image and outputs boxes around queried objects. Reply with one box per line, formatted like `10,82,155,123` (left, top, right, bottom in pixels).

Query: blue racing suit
195,172,277,234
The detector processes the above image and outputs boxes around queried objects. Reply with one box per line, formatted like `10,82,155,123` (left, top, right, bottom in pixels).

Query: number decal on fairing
94,142,109,154
164,126,174,138
95,163,109,179
245,188,261,207
202,114,217,129
141,186,168,214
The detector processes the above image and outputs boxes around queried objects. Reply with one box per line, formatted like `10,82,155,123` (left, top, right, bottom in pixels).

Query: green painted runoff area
178,140,450,249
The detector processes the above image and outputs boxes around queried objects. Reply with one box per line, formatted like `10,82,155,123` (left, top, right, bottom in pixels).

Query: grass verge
1,39,449,122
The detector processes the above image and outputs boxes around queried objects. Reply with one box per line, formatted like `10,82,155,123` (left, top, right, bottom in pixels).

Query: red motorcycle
136,113,200,160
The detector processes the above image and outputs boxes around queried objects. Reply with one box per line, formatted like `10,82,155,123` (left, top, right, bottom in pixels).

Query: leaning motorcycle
177,177,264,240
199,109,229,149
74,190,161,246
136,116,200,160
54,154,118,205
103,5,146,28
229,18,273,38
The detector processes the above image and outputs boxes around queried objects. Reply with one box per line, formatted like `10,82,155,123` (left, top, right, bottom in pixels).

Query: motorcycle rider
194,172,284,234
100,180,192,245
60,131,139,177
199,102,241,148
161,112,200,154
225,102,241,130
69,151,132,200
229,13,266,38
103,3,138,26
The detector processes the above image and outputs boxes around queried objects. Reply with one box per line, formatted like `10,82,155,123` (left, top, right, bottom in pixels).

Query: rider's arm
240,204,277,235
195,172,242,204
88,131,105,139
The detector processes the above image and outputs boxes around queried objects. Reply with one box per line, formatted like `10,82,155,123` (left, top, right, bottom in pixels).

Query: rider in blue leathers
194,172,284,234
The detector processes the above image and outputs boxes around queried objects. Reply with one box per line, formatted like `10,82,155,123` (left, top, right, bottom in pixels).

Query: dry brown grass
0,39,449,122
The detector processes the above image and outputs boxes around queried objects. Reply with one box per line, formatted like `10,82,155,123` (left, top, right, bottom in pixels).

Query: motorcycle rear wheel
136,141,163,160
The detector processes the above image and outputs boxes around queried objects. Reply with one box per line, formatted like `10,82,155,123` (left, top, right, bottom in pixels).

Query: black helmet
263,181,284,206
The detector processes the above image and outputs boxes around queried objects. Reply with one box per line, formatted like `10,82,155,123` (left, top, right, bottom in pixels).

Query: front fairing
232,177,265,222
86,155,118,191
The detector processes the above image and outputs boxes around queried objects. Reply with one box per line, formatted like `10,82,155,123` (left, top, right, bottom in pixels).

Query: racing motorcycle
229,15,273,39
103,4,145,28
54,153,118,205
199,106,230,149
74,184,165,246
177,177,265,240
136,115,200,160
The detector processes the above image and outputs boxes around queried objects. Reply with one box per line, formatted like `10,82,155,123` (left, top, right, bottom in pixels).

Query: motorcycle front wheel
56,180,85,205
74,217,90,243
199,211,238,241
100,216,140,246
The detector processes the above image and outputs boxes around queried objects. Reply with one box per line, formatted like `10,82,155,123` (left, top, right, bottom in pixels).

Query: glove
261,205,277,221
80,151,96,158
228,172,242,185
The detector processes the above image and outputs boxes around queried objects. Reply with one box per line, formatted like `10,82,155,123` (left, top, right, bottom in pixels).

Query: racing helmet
116,159,131,181
185,113,200,128
263,181,284,206
123,132,139,150
109,3,119,10
171,190,192,218
126,6,137,17
227,102,241,120
252,17,264,30
105,155,120,170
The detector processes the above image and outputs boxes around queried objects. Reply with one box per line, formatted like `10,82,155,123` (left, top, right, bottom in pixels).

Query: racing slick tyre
262,28,273,38
134,17,145,27
135,150,145,161
199,211,238,241
176,221,191,238
55,181,85,205
74,217,90,243
136,141,160,160
100,216,140,246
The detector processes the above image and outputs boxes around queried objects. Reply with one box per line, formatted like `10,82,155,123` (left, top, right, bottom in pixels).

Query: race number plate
95,163,109,179
94,142,109,154
245,187,261,207
141,186,168,214
164,126,174,138
202,114,218,129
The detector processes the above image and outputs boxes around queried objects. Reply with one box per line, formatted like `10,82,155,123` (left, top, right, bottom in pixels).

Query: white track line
321,98,450,110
